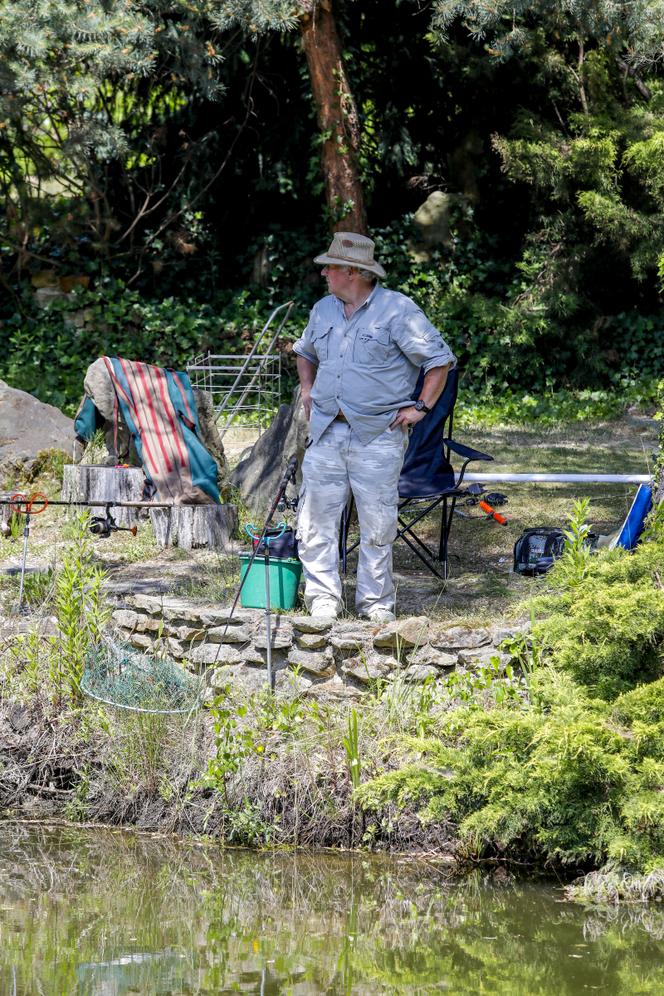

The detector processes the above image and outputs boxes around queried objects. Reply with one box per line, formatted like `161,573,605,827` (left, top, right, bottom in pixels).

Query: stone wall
110,594,527,701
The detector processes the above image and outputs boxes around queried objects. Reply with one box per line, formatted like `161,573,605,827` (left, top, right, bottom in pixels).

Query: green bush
359,667,664,873
535,544,664,699
374,214,664,402
2,214,663,417
359,528,664,879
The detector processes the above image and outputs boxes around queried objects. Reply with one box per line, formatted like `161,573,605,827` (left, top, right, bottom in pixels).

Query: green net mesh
81,638,203,714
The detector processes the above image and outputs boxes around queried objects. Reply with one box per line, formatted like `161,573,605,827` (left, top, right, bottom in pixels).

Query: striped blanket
102,357,220,503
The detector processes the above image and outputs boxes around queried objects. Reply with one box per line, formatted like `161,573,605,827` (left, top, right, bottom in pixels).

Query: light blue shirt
292,285,456,444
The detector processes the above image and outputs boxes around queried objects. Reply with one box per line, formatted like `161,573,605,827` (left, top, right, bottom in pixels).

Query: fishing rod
0,496,189,511
2,492,204,613
208,455,299,693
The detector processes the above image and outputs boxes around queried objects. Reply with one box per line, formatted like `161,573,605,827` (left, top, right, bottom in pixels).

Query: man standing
293,231,456,622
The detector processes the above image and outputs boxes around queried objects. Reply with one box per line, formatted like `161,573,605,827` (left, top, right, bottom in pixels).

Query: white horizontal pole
460,472,652,485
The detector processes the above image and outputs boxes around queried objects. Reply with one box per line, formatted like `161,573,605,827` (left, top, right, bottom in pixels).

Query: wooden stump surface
62,464,145,528
151,504,238,550
0,492,17,538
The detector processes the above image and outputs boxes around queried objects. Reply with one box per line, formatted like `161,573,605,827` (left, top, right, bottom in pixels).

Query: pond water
1,824,663,995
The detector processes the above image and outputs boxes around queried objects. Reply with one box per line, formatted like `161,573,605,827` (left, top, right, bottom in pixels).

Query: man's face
321,264,354,301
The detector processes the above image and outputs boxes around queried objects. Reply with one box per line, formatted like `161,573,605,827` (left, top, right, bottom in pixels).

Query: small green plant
102,709,175,796
20,568,56,609
204,687,264,804
254,684,306,734
562,497,594,580
8,513,22,542
64,766,90,822
7,630,45,696
223,801,274,847
442,656,524,707
78,429,107,465
50,513,109,704
343,707,361,790
25,448,67,483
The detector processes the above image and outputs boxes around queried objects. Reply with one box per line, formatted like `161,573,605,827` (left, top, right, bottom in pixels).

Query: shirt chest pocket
311,325,333,363
353,326,391,364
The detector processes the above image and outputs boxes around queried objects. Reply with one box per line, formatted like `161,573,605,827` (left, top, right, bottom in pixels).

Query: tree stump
0,492,18,538
150,504,238,550
62,464,145,528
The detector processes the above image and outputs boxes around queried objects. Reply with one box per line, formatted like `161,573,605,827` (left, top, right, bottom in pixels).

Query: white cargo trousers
296,421,409,616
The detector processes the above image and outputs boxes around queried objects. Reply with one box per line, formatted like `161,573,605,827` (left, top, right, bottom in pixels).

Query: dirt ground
0,413,658,627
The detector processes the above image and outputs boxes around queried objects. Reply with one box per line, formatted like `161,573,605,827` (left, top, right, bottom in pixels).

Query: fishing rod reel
277,494,299,512
460,483,508,507
276,455,300,513
454,483,510,525
89,504,138,539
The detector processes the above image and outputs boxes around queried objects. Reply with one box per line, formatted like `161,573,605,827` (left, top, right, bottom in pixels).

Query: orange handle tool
479,500,507,525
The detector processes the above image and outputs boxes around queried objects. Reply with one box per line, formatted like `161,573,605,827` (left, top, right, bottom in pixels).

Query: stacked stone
110,595,526,701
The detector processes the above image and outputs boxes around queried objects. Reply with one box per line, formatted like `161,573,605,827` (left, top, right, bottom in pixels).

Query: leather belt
334,410,348,422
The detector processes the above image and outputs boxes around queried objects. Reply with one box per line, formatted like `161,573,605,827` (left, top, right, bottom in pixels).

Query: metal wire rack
187,301,293,438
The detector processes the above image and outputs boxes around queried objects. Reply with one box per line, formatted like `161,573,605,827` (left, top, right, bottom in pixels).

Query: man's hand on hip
296,355,317,422
389,406,426,430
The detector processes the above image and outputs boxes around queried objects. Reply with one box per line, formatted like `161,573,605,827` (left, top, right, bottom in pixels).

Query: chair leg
339,504,348,575
398,514,439,563
397,528,448,581
339,497,357,575
437,496,458,580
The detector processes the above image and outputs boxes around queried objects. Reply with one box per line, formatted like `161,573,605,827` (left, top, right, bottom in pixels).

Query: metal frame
187,301,294,437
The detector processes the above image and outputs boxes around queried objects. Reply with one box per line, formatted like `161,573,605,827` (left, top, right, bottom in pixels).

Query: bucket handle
245,521,287,546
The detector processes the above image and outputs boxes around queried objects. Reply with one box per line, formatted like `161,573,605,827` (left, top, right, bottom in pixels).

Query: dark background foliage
0,0,662,412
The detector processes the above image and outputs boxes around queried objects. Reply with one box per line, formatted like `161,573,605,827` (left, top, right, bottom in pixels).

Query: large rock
230,386,308,512
341,652,398,683
412,191,454,249
372,616,431,650
0,379,73,474
430,625,492,651
410,191,471,261
287,646,335,678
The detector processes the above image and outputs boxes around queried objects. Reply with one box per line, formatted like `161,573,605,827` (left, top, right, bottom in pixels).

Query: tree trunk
300,0,367,233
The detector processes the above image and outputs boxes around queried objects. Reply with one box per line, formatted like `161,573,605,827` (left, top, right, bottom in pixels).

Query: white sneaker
310,598,339,619
365,608,396,624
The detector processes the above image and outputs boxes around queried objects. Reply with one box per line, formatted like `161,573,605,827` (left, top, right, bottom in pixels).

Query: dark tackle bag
513,527,567,576
252,526,299,560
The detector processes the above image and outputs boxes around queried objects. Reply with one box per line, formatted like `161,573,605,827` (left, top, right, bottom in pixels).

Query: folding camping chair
340,367,494,580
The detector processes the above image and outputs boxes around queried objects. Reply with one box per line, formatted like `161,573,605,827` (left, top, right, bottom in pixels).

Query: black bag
252,526,299,560
513,527,567,576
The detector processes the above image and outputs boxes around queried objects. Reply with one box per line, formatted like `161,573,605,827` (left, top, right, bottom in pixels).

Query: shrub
3,213,662,417
359,668,664,873
359,530,664,878
536,544,664,699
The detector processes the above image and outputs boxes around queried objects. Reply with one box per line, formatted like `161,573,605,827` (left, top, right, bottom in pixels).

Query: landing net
81,637,203,715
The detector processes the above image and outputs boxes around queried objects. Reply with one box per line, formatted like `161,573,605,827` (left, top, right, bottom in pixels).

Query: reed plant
50,513,109,705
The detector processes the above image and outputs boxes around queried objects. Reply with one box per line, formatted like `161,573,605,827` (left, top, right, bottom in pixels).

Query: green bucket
239,554,303,610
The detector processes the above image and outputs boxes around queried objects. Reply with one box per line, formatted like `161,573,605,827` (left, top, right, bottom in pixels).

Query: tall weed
51,514,109,704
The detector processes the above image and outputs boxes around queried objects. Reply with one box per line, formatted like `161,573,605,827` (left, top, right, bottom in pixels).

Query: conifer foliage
0,1,225,266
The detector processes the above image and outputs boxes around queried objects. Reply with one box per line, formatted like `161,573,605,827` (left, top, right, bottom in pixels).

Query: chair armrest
443,438,494,463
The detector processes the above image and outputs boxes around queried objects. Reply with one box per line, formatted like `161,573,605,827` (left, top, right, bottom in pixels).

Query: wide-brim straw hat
313,231,386,278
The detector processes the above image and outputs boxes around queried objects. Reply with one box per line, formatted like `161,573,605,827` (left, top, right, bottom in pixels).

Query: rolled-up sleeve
292,307,319,365
392,305,456,373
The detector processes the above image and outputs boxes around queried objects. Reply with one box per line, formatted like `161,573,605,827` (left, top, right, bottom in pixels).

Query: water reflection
0,824,663,994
